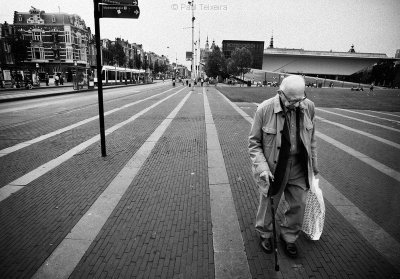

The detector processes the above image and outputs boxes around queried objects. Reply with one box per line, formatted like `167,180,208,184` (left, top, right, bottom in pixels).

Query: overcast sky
1,0,399,67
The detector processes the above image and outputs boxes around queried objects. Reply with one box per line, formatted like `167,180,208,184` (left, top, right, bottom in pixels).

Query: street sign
100,0,138,5
100,4,140,18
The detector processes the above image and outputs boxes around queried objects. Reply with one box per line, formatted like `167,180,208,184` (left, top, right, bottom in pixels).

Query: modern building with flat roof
262,36,397,78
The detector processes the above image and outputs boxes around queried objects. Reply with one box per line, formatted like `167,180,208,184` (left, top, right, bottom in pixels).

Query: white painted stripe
366,110,400,118
319,176,400,270
203,87,251,279
316,108,400,133
316,116,400,149
215,89,400,271
315,131,400,182
0,87,186,202
334,108,400,124
0,89,137,114
221,96,400,182
218,93,254,124
32,90,192,279
0,87,177,157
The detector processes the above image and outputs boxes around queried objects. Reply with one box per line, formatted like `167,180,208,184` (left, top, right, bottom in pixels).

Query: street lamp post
74,60,78,90
188,1,195,86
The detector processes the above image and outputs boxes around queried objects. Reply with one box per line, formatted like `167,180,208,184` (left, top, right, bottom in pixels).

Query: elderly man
248,75,319,258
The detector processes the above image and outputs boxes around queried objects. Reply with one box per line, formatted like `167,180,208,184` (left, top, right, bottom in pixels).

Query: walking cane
268,178,280,271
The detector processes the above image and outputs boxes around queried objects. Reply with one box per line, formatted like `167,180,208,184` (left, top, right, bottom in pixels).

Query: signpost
100,5,140,18
101,0,138,4
94,0,140,157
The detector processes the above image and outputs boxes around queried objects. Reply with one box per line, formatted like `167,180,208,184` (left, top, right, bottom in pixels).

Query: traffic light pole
93,0,107,157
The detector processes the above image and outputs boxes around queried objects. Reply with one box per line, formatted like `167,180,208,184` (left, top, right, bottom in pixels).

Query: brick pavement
69,88,213,278
206,87,399,278
0,87,189,278
0,85,399,278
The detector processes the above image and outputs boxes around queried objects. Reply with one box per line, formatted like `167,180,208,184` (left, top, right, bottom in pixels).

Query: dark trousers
255,155,308,243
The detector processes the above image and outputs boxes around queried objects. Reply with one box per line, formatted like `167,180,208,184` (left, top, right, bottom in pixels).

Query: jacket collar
273,94,307,114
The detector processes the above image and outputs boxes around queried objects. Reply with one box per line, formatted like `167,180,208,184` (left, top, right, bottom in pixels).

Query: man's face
279,90,307,109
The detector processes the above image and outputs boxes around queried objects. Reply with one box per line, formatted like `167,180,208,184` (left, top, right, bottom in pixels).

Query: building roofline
264,48,391,59
222,40,264,44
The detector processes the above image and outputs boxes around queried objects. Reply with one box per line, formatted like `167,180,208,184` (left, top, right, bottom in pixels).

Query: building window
32,47,44,60
33,31,42,41
66,47,73,60
4,42,10,53
52,16,56,23
64,26,72,44
65,31,72,43
76,33,82,45
18,15,22,22
66,31,71,43
80,47,87,61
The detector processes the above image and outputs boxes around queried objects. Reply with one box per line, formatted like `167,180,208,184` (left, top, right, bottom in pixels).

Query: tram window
109,71,115,80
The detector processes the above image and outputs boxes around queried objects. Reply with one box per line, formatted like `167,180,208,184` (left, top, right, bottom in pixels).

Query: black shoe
280,235,298,258
260,236,273,254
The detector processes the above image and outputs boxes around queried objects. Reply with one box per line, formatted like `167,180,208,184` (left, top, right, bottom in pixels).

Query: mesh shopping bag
302,177,325,240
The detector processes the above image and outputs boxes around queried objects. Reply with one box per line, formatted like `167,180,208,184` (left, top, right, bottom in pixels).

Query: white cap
279,75,305,97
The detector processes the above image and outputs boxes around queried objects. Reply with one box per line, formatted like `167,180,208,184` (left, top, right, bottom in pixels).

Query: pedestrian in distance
55,74,59,86
45,73,49,86
248,75,319,259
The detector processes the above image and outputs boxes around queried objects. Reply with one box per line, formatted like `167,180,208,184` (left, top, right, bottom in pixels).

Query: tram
94,65,147,85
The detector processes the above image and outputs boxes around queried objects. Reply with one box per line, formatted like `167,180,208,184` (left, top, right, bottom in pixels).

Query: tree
159,63,168,74
143,56,149,70
153,60,160,74
102,47,113,65
205,46,226,79
231,47,253,83
108,43,126,66
10,30,29,66
135,54,142,69
347,60,398,87
128,58,134,69
371,60,395,87
226,58,239,76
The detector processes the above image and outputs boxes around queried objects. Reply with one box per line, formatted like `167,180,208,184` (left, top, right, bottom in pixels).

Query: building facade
10,6,93,82
0,6,170,87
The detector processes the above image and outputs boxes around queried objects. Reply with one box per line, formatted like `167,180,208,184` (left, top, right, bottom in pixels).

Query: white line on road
316,131,400,182
365,110,400,118
0,87,177,158
32,89,192,279
319,176,400,270
316,108,400,133
215,89,400,270
203,87,251,279
334,108,400,124
0,87,186,202
0,89,134,114
316,116,400,149
224,101,400,181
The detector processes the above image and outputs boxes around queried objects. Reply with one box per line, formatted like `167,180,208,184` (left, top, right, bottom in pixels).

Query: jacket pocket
262,126,276,147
